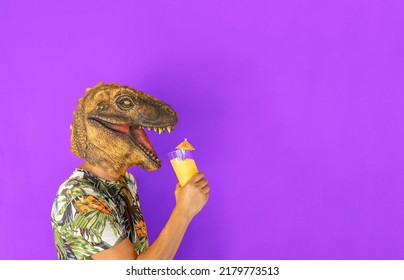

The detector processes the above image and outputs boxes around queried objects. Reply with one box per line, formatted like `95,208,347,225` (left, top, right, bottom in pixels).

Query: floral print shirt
51,169,149,260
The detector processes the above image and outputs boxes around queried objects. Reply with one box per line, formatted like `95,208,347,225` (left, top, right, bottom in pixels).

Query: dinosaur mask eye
117,96,135,109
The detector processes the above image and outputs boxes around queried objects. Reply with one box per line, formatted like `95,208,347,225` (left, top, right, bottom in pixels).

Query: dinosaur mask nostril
164,105,176,116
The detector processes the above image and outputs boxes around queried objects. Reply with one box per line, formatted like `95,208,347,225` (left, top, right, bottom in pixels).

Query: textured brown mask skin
70,82,178,178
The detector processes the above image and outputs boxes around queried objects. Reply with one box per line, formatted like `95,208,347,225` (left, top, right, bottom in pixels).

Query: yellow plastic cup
168,149,199,187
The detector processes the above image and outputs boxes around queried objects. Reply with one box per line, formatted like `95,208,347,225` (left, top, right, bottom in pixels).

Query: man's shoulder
52,170,86,220
56,169,102,199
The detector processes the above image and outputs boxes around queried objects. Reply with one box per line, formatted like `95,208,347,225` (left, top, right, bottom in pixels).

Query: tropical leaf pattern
51,169,149,260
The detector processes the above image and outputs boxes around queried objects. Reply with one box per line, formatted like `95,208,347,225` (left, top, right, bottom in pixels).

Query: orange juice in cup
168,138,199,187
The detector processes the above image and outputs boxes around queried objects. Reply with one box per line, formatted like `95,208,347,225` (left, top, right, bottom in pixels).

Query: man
51,82,210,260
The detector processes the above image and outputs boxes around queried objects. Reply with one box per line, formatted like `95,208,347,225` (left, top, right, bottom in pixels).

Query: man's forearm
137,207,192,260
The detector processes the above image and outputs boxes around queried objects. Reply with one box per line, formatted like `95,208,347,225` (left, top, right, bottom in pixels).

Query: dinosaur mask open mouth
88,117,174,167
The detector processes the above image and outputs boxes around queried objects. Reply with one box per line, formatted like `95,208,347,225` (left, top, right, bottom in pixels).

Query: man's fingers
188,172,205,184
195,178,208,189
183,172,209,190
202,184,210,194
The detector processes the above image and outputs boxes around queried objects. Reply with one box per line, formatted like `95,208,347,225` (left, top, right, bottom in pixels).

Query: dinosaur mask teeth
144,126,175,134
130,125,174,164
137,142,160,162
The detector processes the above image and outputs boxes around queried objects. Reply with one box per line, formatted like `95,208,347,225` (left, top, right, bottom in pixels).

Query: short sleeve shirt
51,169,149,260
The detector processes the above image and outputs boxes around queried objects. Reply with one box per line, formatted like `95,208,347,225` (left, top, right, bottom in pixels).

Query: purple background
1,0,403,260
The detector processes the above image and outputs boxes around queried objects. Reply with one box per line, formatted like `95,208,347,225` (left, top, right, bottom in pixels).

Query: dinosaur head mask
70,82,178,178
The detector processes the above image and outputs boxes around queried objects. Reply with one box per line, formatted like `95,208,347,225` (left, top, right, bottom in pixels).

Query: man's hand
174,172,210,221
